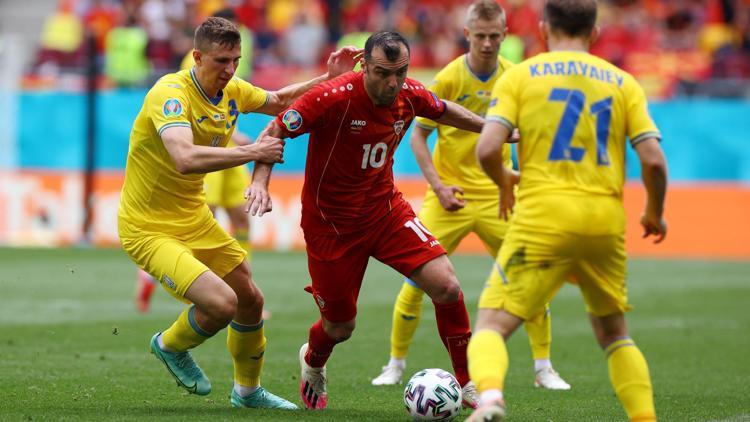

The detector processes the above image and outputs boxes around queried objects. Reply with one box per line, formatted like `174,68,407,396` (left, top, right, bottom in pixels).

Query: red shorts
303,200,446,322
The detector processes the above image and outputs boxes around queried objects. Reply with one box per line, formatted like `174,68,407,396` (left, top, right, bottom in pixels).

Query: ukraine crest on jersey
415,55,515,198
486,50,660,201
118,68,268,234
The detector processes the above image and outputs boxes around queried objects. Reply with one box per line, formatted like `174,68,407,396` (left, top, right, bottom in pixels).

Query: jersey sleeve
235,77,269,113
274,81,335,139
408,79,447,121
485,68,519,131
624,76,661,147
414,71,452,131
146,83,191,136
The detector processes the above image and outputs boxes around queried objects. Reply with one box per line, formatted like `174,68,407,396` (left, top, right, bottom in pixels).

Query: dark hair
364,31,410,61
194,17,241,51
543,0,597,38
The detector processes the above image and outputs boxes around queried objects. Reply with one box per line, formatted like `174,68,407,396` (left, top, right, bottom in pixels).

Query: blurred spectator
36,0,84,74
104,12,150,86
282,11,327,67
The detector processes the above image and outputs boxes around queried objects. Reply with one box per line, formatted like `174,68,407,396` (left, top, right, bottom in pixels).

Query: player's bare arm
161,126,284,174
409,124,466,212
434,100,485,133
476,120,520,220
634,137,668,243
255,47,363,115
244,120,286,216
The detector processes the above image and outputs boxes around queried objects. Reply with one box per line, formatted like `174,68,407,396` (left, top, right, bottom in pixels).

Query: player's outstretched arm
255,47,363,115
161,126,284,174
434,100,485,133
245,121,287,216
634,137,668,243
476,120,519,220
410,124,465,212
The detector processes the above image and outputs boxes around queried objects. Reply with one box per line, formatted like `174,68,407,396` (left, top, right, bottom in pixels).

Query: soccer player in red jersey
246,31,486,410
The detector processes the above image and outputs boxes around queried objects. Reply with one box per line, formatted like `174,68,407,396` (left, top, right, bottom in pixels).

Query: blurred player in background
248,31,486,410
135,8,255,314
371,0,570,391
119,16,359,410
466,0,667,420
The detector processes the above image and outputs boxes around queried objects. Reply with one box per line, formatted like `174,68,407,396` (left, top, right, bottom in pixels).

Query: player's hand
244,183,273,217
499,168,520,221
640,212,667,243
434,184,466,212
327,46,364,78
507,128,520,144
252,134,285,164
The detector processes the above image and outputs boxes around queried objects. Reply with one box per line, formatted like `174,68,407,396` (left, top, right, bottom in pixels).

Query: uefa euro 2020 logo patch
282,109,303,131
163,98,183,117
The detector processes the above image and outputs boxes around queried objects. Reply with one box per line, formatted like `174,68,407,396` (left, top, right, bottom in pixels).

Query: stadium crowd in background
31,0,750,98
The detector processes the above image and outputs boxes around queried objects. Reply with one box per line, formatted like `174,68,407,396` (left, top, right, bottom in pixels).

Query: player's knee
429,279,461,304
325,320,355,342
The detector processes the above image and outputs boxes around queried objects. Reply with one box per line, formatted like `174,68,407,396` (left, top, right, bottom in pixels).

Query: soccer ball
403,368,463,421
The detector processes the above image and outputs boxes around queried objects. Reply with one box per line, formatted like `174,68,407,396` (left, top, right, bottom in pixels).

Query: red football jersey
275,71,446,235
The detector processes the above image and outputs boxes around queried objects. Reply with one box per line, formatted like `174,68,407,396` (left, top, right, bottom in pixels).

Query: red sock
433,291,472,386
306,319,339,368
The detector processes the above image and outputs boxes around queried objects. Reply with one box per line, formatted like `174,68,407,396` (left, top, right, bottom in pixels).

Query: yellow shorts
418,190,509,256
478,195,630,318
119,210,247,302
204,165,250,209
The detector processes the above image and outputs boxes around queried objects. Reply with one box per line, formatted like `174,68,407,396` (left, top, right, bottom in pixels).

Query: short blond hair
466,0,506,27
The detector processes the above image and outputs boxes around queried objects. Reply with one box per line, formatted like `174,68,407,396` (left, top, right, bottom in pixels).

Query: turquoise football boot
230,388,298,410
149,333,211,396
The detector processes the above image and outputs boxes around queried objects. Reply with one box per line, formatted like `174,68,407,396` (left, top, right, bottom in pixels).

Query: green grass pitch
0,247,748,421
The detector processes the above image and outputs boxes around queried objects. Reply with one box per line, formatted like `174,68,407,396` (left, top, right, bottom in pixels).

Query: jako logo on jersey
393,120,405,135
457,94,470,102
282,109,303,131
163,98,183,117
350,119,367,132
197,116,208,124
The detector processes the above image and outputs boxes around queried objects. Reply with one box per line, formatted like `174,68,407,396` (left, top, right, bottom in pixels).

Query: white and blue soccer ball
403,368,463,421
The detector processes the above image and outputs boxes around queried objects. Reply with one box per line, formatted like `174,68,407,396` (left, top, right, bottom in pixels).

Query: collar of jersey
464,54,497,83
190,68,224,106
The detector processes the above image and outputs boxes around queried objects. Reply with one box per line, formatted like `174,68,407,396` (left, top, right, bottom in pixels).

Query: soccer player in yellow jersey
135,9,255,314
466,1,668,420
372,0,570,392
118,16,360,409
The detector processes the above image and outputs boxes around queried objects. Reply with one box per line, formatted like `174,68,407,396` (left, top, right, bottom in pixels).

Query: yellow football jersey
486,50,660,201
416,55,515,198
118,68,268,234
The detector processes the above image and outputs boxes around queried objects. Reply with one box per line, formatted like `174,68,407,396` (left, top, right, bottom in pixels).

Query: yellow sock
162,305,212,352
235,228,251,263
525,305,552,360
390,281,425,359
468,329,508,393
606,338,656,421
227,320,266,387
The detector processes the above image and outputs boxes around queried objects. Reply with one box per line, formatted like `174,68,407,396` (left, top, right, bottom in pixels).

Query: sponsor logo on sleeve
282,109,303,131
163,98,183,117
